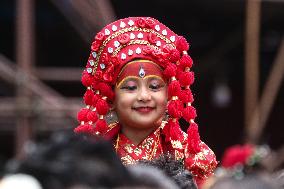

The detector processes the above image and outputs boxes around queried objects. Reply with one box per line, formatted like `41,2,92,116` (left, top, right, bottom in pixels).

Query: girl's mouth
133,107,154,113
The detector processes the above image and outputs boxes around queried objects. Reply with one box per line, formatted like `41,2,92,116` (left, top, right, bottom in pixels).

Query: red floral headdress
74,17,200,154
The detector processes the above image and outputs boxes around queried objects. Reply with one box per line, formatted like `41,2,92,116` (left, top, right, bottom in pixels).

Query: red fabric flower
142,46,154,55
176,36,189,52
77,108,90,122
183,106,197,122
162,44,174,54
169,49,180,62
168,119,183,141
94,70,103,81
187,122,201,154
179,54,193,70
81,72,93,87
162,52,170,60
145,17,155,28
151,49,164,62
103,64,114,83
167,100,183,118
91,41,100,51
179,71,194,87
95,32,105,41
87,111,98,123
110,56,120,67
103,72,113,83
98,82,114,101
147,33,157,44
83,89,95,106
96,98,109,115
162,122,171,142
221,144,254,168
101,53,109,64
94,119,108,134
179,89,194,103
92,80,100,91
168,80,181,97
92,94,100,105
163,63,177,78
118,33,130,44
136,18,146,28
74,124,94,135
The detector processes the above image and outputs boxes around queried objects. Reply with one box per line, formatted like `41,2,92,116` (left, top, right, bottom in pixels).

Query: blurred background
0,0,283,164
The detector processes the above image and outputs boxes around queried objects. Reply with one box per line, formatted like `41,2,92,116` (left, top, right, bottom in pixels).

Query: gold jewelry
115,133,120,153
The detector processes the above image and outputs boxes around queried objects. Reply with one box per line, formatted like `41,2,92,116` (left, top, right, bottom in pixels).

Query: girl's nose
137,87,151,102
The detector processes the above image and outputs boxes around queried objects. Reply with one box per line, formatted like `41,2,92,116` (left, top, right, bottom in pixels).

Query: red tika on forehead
116,60,165,87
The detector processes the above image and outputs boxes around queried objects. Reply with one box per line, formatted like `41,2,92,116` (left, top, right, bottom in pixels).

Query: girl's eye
149,84,160,90
120,80,138,91
149,81,164,90
122,85,137,91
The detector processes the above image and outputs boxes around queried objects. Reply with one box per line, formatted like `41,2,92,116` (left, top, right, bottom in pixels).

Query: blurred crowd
0,131,283,189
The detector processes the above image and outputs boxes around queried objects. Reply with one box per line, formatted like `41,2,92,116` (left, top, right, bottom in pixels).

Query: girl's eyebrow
144,75,165,82
116,76,140,88
123,77,139,84
146,76,166,84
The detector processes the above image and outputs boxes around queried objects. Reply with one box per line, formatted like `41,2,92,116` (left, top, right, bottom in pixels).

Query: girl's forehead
116,75,165,89
122,75,165,83
116,60,166,86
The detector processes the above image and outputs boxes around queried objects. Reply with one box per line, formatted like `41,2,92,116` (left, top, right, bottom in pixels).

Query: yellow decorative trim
115,132,120,153
113,40,157,56
108,122,118,129
116,75,165,89
143,75,165,82
116,76,139,89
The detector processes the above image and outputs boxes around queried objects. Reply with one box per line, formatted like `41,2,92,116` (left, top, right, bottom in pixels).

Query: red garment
110,123,217,183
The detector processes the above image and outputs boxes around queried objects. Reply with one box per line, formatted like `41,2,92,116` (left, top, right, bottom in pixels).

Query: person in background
203,144,281,189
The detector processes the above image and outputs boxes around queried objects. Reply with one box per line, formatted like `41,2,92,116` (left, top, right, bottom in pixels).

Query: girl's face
114,76,167,130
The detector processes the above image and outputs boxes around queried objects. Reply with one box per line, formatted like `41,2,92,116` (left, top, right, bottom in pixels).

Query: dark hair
5,131,132,189
138,154,197,189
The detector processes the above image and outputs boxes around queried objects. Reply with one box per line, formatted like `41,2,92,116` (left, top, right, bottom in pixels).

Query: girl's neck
121,125,158,145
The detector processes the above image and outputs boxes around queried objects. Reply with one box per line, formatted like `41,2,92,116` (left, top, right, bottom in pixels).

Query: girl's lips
133,107,154,113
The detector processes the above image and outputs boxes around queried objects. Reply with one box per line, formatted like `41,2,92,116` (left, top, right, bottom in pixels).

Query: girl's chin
119,119,156,128
130,120,161,129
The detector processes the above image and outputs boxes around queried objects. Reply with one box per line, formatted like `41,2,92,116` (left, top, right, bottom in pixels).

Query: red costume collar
114,124,164,165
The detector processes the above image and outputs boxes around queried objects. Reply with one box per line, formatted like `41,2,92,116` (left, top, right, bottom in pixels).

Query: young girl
74,17,217,185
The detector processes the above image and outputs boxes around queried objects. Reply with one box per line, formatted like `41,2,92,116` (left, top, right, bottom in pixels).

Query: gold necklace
115,133,120,153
